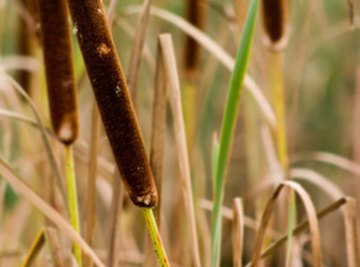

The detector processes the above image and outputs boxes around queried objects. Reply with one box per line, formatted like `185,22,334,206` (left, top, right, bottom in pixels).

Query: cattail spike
184,0,206,77
66,0,157,208
261,0,289,51
38,0,78,145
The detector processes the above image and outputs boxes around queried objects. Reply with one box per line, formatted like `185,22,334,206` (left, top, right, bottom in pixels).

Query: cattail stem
270,53,288,169
64,145,82,266
142,208,170,267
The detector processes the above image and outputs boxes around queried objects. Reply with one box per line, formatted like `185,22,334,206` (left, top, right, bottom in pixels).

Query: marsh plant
0,0,359,267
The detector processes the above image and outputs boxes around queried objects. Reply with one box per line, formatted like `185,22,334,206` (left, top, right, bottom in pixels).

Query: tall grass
0,0,359,266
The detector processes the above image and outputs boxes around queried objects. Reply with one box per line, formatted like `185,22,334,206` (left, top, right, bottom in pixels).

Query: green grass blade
210,0,260,266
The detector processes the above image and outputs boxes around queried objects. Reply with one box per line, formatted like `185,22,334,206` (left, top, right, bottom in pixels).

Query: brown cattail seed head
261,0,289,51
184,0,206,78
38,0,79,145
67,0,157,207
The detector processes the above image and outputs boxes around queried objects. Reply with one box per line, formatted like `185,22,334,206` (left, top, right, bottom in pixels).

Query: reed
66,0,168,265
38,0,81,264
67,0,157,207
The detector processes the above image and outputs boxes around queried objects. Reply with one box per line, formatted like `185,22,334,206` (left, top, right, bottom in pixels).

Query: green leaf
210,0,261,266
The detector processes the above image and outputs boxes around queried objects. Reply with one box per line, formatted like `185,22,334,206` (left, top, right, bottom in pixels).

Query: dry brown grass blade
0,157,105,267
143,36,167,267
84,102,101,267
250,181,323,267
159,33,201,267
45,228,71,267
232,198,244,267
149,42,167,225
293,151,360,177
127,0,153,103
20,228,46,267
0,72,66,205
0,55,39,72
290,168,344,201
115,18,155,74
246,198,347,265
344,197,360,267
106,170,124,267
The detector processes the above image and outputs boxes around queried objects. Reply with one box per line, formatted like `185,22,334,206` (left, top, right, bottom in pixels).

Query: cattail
261,0,289,51
38,0,78,145
184,0,206,77
66,0,157,207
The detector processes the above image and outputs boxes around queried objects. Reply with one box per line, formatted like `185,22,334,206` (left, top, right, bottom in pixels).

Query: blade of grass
232,198,244,267
127,0,153,103
293,151,360,177
106,170,124,267
159,33,201,267
250,181,322,267
290,168,344,200
45,227,71,267
210,0,260,266
199,198,282,240
344,197,360,267
143,39,167,267
84,102,101,267
285,191,296,267
0,72,66,205
123,5,276,127
0,157,105,267
245,197,347,266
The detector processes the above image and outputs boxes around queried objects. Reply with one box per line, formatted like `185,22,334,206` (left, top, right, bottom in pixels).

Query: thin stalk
84,102,100,267
210,0,260,266
64,145,82,266
269,49,291,266
270,53,288,170
142,208,170,267
285,191,296,267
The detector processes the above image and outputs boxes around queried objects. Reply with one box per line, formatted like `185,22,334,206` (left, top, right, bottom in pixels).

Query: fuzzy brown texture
261,0,288,48
66,0,158,208
38,0,78,145
184,0,206,76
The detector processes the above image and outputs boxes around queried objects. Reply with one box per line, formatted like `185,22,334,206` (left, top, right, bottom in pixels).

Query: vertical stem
84,102,100,267
64,145,82,266
270,52,288,170
142,208,170,267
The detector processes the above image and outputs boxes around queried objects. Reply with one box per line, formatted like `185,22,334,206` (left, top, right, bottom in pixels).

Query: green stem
142,207,170,267
64,145,82,266
270,53,288,170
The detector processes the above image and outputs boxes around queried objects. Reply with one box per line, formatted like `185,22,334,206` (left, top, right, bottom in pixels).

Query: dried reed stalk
127,0,153,102
67,0,157,207
159,33,202,267
232,198,244,267
250,181,323,267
